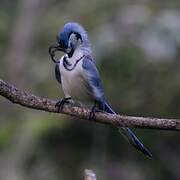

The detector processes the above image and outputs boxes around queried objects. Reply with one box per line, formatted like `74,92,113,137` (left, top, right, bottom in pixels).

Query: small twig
84,169,96,180
0,79,180,130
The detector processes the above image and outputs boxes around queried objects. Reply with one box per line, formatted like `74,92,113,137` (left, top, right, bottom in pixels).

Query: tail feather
118,127,152,158
98,101,152,158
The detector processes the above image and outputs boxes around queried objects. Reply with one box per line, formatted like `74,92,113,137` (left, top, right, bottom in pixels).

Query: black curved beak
48,43,63,63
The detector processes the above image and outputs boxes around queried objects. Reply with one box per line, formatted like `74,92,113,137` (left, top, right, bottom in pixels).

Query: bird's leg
89,100,98,120
55,97,72,112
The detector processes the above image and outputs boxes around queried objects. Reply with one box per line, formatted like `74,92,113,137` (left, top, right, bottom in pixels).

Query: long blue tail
99,101,152,158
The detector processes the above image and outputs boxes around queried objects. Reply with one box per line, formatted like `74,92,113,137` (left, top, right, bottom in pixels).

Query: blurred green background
0,0,180,180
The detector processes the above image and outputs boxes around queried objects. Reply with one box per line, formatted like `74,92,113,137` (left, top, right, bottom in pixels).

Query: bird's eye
74,32,82,41
68,32,82,41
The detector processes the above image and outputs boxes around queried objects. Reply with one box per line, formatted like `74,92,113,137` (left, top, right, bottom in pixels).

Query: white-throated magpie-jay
49,22,152,158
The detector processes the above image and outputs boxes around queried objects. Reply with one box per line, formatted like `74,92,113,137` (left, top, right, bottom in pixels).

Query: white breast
59,54,92,101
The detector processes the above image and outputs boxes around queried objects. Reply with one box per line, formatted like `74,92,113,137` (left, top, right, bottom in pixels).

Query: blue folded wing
82,56,105,101
80,55,152,158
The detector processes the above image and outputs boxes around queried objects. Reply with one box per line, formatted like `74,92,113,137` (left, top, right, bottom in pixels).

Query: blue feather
99,101,153,158
58,22,91,51
82,56,105,101
55,22,152,158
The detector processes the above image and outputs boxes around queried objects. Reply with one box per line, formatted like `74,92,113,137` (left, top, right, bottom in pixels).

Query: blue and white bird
49,22,152,158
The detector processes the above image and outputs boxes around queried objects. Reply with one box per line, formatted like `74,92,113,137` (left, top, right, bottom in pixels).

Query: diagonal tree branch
0,79,180,130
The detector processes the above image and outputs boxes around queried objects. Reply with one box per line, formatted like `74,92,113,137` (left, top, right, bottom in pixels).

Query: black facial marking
67,32,82,58
74,32,82,41
63,55,85,71
68,48,74,58
68,32,82,41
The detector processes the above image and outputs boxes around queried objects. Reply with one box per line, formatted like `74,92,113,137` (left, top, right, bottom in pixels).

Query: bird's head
49,22,90,62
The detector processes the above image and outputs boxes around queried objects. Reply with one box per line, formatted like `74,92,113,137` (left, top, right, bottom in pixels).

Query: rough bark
0,79,180,130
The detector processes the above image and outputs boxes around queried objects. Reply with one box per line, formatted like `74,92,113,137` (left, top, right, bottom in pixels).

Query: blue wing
82,56,105,101
55,62,61,84
82,57,152,158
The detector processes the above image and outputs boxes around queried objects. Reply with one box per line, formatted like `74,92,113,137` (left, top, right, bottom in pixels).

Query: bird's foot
55,97,72,112
89,101,98,120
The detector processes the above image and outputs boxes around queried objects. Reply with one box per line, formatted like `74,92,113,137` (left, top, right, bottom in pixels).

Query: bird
48,22,152,158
